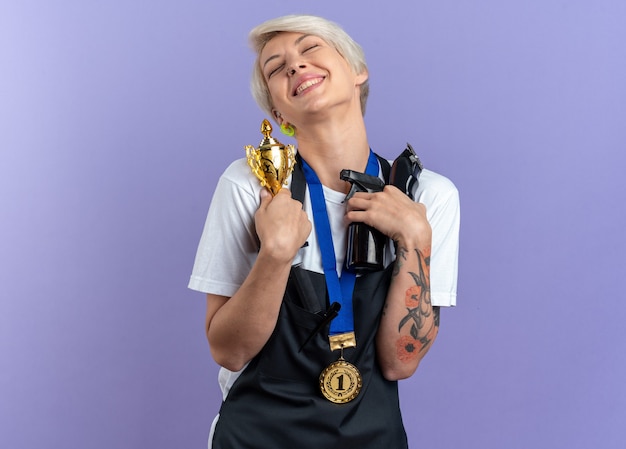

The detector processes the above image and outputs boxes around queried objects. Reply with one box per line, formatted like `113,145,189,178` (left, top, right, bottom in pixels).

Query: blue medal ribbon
300,150,380,337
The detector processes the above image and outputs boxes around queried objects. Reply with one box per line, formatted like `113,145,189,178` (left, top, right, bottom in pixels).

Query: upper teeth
296,78,322,95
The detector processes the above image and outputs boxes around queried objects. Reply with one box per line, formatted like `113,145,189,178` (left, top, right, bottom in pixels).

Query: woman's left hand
344,185,431,249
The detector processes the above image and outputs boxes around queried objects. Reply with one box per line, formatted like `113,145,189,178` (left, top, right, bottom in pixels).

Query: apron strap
291,151,390,206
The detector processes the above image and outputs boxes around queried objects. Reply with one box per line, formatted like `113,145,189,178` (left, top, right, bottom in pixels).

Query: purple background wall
1,1,624,448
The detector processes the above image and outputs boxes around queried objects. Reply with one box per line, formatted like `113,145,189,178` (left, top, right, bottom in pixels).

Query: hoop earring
280,123,295,137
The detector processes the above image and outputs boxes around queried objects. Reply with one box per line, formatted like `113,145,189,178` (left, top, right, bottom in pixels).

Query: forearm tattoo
394,247,439,363
392,246,408,277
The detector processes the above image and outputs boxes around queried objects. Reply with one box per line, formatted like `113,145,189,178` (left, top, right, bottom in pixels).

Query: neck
295,116,370,192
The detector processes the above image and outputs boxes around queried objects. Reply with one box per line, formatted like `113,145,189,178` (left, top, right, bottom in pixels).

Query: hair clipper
389,143,423,199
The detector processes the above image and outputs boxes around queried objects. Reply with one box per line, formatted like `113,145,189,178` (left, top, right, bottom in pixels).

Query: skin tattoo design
392,246,439,363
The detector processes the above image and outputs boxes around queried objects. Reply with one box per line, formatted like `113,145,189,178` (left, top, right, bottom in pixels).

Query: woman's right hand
254,188,312,263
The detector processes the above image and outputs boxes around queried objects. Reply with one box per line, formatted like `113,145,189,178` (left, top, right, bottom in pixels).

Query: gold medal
319,331,361,403
319,357,362,403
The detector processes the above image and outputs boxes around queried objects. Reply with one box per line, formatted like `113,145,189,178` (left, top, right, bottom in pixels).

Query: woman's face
260,32,367,126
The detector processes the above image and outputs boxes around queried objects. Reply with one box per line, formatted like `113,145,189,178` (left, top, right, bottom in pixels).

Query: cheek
266,78,286,99
267,84,293,114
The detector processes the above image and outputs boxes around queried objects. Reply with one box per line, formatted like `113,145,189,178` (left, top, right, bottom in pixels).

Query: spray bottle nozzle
340,169,385,201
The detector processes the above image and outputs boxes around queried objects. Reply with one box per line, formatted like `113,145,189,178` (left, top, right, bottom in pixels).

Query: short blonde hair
249,15,370,120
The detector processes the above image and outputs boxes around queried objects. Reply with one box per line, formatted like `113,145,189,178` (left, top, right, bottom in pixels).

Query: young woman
189,14,460,448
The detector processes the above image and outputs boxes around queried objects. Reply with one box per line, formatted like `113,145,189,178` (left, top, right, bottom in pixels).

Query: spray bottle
340,169,387,273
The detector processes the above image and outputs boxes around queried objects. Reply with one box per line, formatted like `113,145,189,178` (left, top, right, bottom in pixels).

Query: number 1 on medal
336,374,345,391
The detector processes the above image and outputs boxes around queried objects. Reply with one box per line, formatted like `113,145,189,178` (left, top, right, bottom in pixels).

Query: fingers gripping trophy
245,119,296,196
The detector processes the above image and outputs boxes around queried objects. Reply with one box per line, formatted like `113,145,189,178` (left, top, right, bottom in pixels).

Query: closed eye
267,63,285,79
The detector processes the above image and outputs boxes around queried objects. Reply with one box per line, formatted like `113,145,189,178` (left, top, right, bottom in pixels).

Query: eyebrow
262,34,314,69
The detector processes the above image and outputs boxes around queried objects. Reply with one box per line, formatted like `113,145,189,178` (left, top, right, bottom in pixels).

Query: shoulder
213,158,263,201
417,169,458,194
380,155,457,200
414,168,459,205
220,157,254,184
220,157,295,192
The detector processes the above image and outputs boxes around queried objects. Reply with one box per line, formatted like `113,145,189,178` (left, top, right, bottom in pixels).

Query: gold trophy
245,119,296,196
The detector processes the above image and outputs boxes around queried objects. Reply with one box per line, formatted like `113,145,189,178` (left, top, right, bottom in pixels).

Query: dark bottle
345,220,387,272
340,169,387,273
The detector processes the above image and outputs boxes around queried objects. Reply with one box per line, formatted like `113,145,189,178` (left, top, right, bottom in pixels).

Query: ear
272,109,283,124
355,68,369,87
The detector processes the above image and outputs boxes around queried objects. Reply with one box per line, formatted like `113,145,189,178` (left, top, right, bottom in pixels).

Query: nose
287,64,306,76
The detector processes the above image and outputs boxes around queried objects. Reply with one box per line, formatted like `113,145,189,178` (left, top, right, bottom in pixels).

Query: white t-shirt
188,156,460,447
189,157,460,303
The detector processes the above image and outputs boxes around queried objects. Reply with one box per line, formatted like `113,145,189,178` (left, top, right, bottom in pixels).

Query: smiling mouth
294,78,324,96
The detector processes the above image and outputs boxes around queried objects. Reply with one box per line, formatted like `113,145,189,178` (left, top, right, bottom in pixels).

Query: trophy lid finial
258,118,284,150
261,119,273,137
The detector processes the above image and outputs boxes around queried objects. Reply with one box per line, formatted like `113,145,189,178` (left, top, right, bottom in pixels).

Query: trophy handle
246,145,270,191
284,145,296,177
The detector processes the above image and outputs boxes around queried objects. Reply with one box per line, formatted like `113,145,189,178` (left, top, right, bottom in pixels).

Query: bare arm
345,185,436,380
377,244,439,380
205,188,311,371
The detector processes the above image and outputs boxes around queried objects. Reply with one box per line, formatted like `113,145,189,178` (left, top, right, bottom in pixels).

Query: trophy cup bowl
245,119,296,196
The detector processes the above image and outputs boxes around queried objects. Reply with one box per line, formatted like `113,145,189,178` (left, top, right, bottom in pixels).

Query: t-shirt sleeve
188,159,261,297
414,170,460,307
